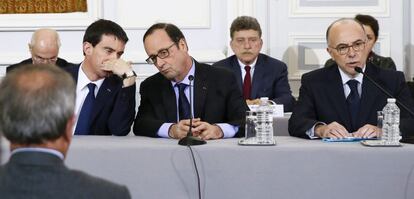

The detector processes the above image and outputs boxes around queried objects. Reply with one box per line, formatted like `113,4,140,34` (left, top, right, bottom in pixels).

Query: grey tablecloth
2,136,414,199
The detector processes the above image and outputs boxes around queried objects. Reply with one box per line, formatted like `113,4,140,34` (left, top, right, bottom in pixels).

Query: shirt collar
237,57,258,70
171,59,195,87
11,147,64,160
338,65,365,85
77,62,105,92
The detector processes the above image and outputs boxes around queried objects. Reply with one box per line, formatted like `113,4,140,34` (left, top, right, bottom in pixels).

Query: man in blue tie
288,18,414,139
65,19,136,136
134,23,248,140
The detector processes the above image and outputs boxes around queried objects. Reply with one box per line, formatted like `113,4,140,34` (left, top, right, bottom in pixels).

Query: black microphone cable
187,145,202,199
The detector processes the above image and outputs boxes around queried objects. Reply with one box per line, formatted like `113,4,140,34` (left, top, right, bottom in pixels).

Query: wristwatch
122,70,137,79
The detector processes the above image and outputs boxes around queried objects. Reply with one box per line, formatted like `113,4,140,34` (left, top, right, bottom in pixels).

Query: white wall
0,0,412,98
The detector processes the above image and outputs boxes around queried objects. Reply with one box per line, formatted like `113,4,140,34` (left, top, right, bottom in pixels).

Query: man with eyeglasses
133,23,247,140
7,28,75,73
64,19,136,136
213,16,295,112
289,18,414,139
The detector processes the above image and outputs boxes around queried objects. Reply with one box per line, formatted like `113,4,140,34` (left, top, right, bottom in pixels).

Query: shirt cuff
215,123,239,138
157,123,174,138
306,122,325,139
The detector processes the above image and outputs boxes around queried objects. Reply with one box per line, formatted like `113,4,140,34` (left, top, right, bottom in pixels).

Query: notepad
322,137,377,142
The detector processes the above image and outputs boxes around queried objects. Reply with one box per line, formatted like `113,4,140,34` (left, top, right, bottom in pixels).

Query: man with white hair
7,28,75,72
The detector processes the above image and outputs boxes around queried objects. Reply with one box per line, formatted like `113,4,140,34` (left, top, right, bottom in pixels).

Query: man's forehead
329,24,365,45
233,29,260,37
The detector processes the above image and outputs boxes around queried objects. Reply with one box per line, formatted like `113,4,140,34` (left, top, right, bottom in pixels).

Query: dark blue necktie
75,83,96,135
177,83,191,120
346,80,360,131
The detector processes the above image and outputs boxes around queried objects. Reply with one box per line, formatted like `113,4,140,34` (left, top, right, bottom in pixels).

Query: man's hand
315,122,351,138
352,124,380,138
168,118,200,139
246,99,261,105
102,59,135,87
191,119,224,140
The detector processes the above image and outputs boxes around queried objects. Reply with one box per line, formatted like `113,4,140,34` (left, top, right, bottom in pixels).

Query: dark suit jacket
7,58,76,73
213,54,295,112
289,63,414,138
324,51,397,71
65,64,136,136
133,60,248,138
0,151,131,199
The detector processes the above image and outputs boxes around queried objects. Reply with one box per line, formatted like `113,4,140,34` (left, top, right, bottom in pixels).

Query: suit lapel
326,66,353,129
90,78,117,124
230,56,243,91
358,64,382,126
251,55,264,98
193,62,208,118
161,78,177,122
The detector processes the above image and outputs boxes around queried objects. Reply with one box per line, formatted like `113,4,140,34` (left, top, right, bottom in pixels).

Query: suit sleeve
223,70,249,137
107,84,136,136
288,74,320,138
133,80,165,137
270,62,295,112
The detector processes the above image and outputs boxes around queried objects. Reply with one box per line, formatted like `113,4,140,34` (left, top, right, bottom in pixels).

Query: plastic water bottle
255,97,274,144
381,98,400,144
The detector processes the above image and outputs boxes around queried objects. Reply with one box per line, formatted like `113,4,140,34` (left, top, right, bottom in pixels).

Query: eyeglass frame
328,40,366,55
145,43,176,64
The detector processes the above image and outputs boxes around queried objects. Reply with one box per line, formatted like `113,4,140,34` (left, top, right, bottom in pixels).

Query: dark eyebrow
103,47,115,52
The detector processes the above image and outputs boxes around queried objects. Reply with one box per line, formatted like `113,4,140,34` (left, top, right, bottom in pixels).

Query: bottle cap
387,98,396,103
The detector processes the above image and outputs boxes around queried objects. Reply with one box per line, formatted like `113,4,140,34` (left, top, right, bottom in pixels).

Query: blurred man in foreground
0,64,131,198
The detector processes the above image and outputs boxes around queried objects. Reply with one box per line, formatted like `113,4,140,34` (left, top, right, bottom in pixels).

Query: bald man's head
326,18,368,77
29,29,61,64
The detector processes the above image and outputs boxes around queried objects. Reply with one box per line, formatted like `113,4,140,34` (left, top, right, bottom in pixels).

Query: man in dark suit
289,18,414,139
213,16,295,112
134,23,247,140
7,28,75,73
65,19,136,136
0,64,131,199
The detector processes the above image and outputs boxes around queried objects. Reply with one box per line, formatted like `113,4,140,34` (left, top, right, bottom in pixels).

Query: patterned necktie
243,65,251,99
177,83,191,120
75,83,96,135
346,79,360,131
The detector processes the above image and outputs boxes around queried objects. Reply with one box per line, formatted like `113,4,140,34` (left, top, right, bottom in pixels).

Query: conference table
2,135,414,199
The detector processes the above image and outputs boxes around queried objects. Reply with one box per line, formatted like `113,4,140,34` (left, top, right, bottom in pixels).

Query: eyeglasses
32,55,58,63
329,41,366,55
145,43,176,64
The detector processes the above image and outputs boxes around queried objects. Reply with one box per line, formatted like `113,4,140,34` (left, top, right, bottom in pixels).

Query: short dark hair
143,23,186,45
0,64,75,145
83,19,129,47
230,16,262,39
355,14,379,41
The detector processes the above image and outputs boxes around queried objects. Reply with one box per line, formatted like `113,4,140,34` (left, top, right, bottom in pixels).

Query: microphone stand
178,75,206,146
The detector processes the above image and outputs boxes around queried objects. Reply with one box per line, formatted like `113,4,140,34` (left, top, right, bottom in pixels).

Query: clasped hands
315,122,380,139
168,118,224,140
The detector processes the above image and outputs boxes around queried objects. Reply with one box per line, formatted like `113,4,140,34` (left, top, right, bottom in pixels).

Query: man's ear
178,38,188,51
83,42,93,56
63,115,75,142
326,47,335,61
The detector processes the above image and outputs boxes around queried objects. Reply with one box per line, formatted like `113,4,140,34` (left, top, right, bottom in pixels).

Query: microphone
178,75,206,146
354,67,414,143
